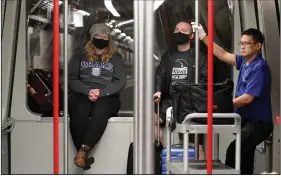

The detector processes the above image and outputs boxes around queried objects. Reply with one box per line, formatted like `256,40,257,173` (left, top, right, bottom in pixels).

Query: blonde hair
84,40,116,63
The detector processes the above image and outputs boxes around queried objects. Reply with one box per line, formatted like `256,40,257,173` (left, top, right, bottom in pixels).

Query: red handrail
53,0,60,174
207,0,214,174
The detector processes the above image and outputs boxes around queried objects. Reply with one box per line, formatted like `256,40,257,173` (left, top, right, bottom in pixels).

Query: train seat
116,110,134,117
83,114,133,174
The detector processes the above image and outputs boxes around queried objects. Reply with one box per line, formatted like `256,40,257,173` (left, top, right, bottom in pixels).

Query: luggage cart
165,107,241,174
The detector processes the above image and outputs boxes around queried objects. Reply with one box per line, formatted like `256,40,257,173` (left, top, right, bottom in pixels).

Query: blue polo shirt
234,55,272,123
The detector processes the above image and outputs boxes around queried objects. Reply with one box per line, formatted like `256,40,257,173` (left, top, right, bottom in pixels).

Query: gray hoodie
68,49,127,97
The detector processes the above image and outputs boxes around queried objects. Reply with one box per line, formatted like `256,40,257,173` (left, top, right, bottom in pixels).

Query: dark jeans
225,118,273,174
68,93,121,151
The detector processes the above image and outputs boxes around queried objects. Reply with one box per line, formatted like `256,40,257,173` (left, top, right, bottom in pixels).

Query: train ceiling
27,0,232,52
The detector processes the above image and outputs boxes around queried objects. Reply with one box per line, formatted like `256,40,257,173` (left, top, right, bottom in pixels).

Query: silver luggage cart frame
165,107,242,174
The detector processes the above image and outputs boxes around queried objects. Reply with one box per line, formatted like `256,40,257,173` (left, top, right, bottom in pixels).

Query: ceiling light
128,39,134,45
76,10,90,16
41,0,63,10
113,28,121,33
117,34,124,40
114,1,165,26
104,0,120,17
117,19,134,27
154,0,165,11
110,31,117,36
153,54,160,60
123,36,131,41
123,38,129,42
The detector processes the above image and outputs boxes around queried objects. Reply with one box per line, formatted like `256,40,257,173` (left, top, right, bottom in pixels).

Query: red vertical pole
53,0,60,174
161,6,172,48
207,0,214,175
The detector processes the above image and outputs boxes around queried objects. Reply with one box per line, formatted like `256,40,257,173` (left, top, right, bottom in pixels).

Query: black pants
68,93,121,151
225,118,273,174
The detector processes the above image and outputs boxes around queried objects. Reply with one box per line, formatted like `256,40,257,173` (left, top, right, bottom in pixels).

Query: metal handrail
63,0,69,174
194,0,200,160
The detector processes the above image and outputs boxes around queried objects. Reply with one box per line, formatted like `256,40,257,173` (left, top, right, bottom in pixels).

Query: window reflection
26,0,135,115
25,0,233,116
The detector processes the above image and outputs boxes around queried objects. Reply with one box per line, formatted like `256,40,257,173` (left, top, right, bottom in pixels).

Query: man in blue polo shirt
192,24,273,174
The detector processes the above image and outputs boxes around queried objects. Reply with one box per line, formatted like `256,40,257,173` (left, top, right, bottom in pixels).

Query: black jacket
155,48,208,99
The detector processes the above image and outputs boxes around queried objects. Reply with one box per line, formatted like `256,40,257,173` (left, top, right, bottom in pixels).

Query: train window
26,0,234,117
155,0,233,82
26,0,135,117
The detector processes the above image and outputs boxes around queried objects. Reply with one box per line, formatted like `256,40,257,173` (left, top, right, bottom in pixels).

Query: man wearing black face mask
153,21,207,159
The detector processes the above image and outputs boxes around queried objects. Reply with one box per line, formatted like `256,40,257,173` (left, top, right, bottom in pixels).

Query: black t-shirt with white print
169,49,192,95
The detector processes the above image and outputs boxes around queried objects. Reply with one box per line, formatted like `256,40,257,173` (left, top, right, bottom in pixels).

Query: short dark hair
242,28,264,44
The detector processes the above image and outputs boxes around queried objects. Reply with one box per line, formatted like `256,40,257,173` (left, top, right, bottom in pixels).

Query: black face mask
173,32,191,45
92,38,109,49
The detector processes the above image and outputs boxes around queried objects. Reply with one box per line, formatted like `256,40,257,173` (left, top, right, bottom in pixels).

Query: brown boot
83,156,95,170
74,145,90,168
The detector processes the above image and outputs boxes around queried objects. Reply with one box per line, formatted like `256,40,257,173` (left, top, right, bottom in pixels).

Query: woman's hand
88,89,100,101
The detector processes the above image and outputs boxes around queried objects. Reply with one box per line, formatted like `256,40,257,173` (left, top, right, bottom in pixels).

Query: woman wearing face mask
154,21,207,160
68,23,127,170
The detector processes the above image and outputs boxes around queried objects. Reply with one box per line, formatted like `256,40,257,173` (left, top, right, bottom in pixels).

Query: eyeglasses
238,41,257,46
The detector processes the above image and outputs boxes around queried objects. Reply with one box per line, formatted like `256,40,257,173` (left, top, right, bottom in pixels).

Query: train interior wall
1,0,280,174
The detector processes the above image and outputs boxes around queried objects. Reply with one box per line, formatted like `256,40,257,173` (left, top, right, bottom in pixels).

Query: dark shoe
74,149,88,168
83,156,95,170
